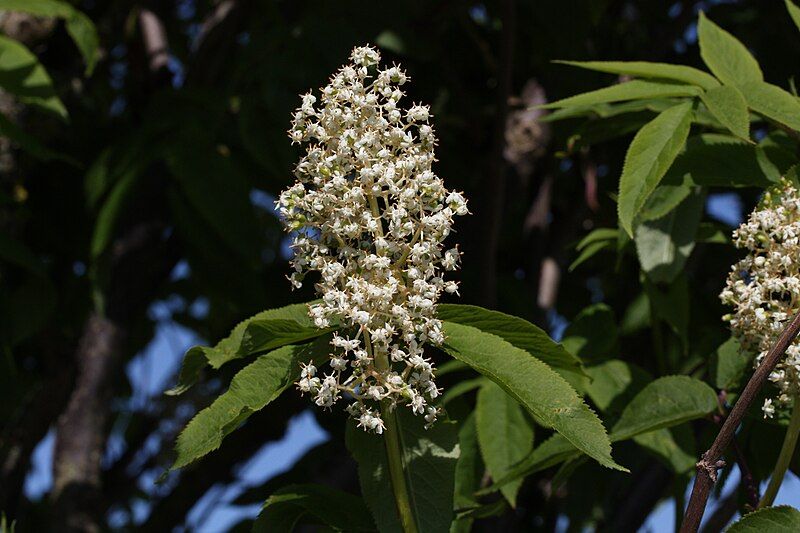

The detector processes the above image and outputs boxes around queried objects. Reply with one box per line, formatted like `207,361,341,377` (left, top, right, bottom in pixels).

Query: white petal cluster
720,180,800,417
278,45,469,432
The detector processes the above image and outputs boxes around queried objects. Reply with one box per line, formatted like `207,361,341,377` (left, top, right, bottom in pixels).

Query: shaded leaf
561,304,618,362
710,336,753,390
0,0,98,74
346,410,459,533
618,102,693,236
252,484,375,533
0,35,66,119
633,425,696,473
451,413,484,533
644,273,690,347
610,376,717,441
584,359,651,415
475,381,534,506
788,0,800,34
663,134,774,188
635,187,704,283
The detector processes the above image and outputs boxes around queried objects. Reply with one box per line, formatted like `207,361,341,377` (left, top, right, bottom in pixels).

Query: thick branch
681,311,800,532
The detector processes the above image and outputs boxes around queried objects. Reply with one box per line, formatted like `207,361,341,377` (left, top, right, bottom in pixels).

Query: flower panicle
721,178,800,417
278,45,469,433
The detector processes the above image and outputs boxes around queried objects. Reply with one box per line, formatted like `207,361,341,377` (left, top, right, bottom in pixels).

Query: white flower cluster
278,45,468,433
720,180,800,417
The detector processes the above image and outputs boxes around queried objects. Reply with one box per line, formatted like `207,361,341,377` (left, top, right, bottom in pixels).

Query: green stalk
759,394,800,508
366,331,418,533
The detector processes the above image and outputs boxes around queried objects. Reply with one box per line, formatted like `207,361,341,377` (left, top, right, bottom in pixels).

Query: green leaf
346,410,459,533
451,413,484,533
542,80,701,110
0,112,73,162
700,85,750,139
252,484,375,533
569,229,619,271
618,102,693,237
633,425,696,473
167,302,328,396
554,60,719,89
662,134,774,188
485,376,716,491
644,273,690,347
166,138,263,265
441,321,623,471
561,304,618,362
788,0,800,34
728,506,800,532
0,35,67,119
437,304,586,383
741,81,800,132
170,339,329,470
698,12,763,86
639,176,693,222
584,359,651,415
475,381,534,507
635,187,704,283
710,336,753,390
610,376,718,441
696,222,730,244
0,0,99,75
441,377,485,407
90,169,139,258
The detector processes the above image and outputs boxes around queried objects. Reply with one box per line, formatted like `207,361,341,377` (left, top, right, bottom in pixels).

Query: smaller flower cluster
720,180,800,417
280,45,468,433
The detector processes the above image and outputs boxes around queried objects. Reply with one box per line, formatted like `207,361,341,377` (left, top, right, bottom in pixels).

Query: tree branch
680,310,800,532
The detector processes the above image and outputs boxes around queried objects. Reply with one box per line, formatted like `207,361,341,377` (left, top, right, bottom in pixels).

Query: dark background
1,1,797,531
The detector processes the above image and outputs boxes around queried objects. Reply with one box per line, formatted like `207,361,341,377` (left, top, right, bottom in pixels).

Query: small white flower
721,180,800,417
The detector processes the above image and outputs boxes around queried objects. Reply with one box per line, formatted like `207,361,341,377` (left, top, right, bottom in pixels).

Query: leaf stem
759,394,800,508
366,330,418,533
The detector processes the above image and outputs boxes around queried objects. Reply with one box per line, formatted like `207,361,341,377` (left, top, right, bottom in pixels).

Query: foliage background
3,0,800,531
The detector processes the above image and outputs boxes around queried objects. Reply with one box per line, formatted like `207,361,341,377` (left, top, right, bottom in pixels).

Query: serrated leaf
437,304,586,384
170,338,328,470
700,85,750,139
610,376,717,441
635,187,704,283
698,12,763,86
554,60,719,89
542,80,701,110
252,484,375,533
0,0,98,75
741,81,800,132
710,336,753,390
662,134,774,188
618,102,693,237
440,321,623,471
485,376,716,492
346,410,459,533
0,35,67,119
728,505,800,532
475,381,534,507
167,301,328,396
